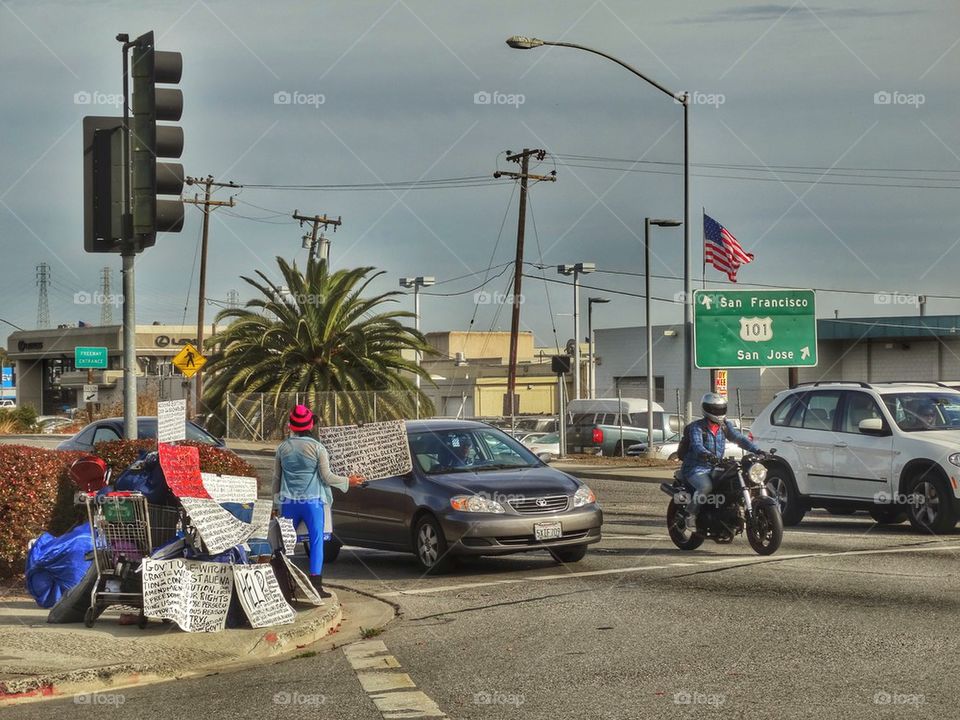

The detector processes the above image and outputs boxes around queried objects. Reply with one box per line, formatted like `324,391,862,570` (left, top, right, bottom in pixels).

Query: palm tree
201,256,434,435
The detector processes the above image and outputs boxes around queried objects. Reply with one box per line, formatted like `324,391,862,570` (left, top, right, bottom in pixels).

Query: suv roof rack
793,380,872,389
868,381,954,389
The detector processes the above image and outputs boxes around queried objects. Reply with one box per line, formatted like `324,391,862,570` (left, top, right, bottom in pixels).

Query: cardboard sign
280,553,324,606
142,558,233,633
232,564,296,628
158,444,209,499
316,420,412,481
179,496,254,554
157,399,187,444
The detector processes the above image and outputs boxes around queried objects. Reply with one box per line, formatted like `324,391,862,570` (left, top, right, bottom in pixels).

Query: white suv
751,382,960,533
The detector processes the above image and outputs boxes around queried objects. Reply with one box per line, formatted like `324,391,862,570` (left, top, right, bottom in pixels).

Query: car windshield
536,432,559,443
881,392,960,432
409,428,540,474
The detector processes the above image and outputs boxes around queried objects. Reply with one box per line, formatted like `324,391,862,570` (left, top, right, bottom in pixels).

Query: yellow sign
172,343,207,378
715,369,728,397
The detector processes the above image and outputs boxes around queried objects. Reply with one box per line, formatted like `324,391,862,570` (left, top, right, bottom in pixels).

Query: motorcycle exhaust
659,482,678,497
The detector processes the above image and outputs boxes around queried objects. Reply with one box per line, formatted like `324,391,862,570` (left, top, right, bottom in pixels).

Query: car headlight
450,495,505,513
573,484,596,508
949,453,960,468
748,462,768,484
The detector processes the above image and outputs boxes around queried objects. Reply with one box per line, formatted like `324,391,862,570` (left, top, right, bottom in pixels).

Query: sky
2,0,959,351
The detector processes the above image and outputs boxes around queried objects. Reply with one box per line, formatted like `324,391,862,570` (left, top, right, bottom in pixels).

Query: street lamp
645,218,682,453
557,262,594,399
507,35,693,423
587,297,610,399
399,276,435,418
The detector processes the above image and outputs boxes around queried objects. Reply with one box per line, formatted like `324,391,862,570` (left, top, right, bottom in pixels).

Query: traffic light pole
118,33,138,440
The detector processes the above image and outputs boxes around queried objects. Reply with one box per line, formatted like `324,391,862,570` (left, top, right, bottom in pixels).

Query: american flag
704,213,753,282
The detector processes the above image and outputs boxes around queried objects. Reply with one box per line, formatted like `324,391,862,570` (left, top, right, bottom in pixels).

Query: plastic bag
25,524,93,609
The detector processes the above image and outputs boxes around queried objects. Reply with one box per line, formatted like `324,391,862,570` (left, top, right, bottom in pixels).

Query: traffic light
131,31,184,251
82,116,124,252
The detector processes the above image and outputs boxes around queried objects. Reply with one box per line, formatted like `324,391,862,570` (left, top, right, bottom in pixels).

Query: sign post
694,290,817,369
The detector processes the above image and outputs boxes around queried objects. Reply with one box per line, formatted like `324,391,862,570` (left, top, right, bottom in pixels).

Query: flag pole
701,207,706,289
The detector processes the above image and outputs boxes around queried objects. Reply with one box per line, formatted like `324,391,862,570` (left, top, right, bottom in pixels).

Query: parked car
524,431,561,461
327,419,603,573
635,431,748,462
36,415,76,434
57,416,228,453
0,399,15,409
518,432,547,446
751,381,960,532
565,398,679,455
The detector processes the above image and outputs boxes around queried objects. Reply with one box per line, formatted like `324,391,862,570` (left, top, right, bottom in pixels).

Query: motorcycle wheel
747,503,783,555
666,500,704,551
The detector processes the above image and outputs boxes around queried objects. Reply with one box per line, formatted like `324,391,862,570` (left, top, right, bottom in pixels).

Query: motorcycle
660,452,783,555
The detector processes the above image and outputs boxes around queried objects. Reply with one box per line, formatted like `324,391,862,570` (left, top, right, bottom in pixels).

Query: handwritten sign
232,565,296,628
158,444,209,499
142,558,233,633
157,399,187,444
316,420,411,481
200,473,258,504
249,500,272,539
280,554,324,606
179,496,254,554
274,517,297,555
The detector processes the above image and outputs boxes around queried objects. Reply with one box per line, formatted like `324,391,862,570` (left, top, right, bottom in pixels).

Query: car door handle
782,436,793,442
833,442,847,448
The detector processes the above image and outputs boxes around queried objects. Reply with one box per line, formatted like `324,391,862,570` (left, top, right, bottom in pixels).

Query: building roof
817,315,960,340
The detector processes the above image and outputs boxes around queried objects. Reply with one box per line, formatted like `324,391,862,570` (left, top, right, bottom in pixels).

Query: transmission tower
226,289,240,308
100,267,113,325
35,263,50,328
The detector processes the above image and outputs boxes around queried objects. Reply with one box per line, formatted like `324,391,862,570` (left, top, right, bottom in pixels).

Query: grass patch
360,626,383,639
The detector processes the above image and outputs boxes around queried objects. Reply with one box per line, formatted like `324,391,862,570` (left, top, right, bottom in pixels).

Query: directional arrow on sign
701,295,713,310
801,346,810,360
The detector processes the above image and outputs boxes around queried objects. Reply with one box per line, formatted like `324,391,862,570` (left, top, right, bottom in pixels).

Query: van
565,397,680,455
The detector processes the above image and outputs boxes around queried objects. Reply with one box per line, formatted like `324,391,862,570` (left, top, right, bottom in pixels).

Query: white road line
376,543,960,598
343,640,447,719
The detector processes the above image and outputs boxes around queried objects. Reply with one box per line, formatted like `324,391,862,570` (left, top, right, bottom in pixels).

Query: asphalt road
7,471,957,719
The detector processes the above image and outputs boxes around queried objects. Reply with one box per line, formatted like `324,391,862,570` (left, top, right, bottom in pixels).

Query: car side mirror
858,418,887,436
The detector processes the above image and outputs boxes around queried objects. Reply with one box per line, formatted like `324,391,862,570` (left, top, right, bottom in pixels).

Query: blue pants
281,498,325,576
686,470,713,517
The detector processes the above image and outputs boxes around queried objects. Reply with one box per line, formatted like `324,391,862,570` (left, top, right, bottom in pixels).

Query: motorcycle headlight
450,495,505,513
748,462,768,485
573,484,596,508
949,453,960,468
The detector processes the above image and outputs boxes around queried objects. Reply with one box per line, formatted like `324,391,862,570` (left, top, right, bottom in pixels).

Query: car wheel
413,515,454,574
765,466,805,526
548,544,588,563
869,507,907,525
906,471,956,534
323,538,342,564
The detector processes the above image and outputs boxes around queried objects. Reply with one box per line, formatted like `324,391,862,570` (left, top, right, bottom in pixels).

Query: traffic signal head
82,116,124,252
131,32,184,251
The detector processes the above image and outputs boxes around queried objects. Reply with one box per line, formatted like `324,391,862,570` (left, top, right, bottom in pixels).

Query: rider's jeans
686,470,713,516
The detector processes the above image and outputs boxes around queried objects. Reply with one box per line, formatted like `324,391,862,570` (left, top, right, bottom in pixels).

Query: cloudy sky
2,0,958,349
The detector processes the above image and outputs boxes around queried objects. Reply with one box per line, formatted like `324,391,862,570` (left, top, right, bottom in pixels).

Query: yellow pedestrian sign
172,343,206,378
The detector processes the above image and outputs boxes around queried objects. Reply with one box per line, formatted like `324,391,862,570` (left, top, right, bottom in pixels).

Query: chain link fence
225,391,431,442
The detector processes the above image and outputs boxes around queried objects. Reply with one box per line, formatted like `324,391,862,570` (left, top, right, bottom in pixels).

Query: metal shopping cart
82,491,183,628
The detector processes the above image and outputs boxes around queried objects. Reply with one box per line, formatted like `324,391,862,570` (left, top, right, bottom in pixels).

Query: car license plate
534,522,562,541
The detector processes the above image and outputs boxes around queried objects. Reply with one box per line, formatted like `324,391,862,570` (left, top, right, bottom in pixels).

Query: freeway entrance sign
75,346,108,369
694,289,817,368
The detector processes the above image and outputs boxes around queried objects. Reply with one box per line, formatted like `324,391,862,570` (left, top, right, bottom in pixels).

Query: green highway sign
75,346,108,369
694,289,817,368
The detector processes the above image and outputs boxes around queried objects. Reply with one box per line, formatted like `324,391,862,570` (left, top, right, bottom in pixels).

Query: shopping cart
83,491,183,628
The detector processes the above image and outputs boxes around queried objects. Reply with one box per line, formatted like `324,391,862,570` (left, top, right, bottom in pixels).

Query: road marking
343,640,446,718
376,542,960,598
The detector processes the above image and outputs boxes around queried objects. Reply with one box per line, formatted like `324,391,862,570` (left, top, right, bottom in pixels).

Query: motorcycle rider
680,392,762,525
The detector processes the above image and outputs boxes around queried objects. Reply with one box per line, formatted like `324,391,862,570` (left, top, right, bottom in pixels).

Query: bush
0,446,85,578
0,407,39,434
92,440,256,477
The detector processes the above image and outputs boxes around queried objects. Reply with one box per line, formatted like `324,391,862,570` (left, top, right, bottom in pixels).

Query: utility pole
183,175,237,417
494,149,555,423
293,210,342,264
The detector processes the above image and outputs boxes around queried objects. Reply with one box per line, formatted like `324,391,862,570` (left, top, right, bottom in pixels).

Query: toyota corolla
327,419,603,573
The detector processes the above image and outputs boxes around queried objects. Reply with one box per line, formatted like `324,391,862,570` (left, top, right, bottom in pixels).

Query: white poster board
274,517,297,555
200,473,258,504
316,420,412,480
232,564,297,628
179,496,255,555
142,558,233,633
156,399,187,444
281,553,325,606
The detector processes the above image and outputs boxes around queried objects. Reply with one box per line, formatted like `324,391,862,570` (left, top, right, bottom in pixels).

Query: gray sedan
328,419,603,573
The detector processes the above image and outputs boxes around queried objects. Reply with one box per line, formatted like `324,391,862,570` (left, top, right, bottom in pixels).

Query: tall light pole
507,35,693,422
400,276,434,418
587,297,610,399
645,218,682,453
558,262,594,400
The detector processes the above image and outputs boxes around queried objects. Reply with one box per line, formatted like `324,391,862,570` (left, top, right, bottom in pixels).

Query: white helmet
701,392,727,424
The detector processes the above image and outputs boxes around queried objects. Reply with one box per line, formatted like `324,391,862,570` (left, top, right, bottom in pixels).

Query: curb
0,597,342,706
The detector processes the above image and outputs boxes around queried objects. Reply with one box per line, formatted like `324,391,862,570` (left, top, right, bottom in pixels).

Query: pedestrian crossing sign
172,343,207,378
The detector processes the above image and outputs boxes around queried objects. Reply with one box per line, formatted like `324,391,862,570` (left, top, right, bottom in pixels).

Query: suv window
801,392,841,430
841,392,884,433
770,395,800,426
571,413,595,426
882,392,960,432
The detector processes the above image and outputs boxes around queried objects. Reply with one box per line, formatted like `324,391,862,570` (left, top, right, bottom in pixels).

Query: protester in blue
272,405,363,598
680,393,761,523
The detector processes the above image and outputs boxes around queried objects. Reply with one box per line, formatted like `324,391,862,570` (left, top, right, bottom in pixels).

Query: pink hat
288,404,314,432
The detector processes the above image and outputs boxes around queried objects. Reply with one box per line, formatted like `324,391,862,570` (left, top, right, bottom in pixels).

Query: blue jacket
272,436,349,504
680,418,761,478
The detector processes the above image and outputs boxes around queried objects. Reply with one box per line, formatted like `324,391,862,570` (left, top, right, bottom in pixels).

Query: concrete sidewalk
0,586,394,705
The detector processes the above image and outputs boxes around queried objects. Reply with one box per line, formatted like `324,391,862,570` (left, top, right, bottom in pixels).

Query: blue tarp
25,524,93,609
